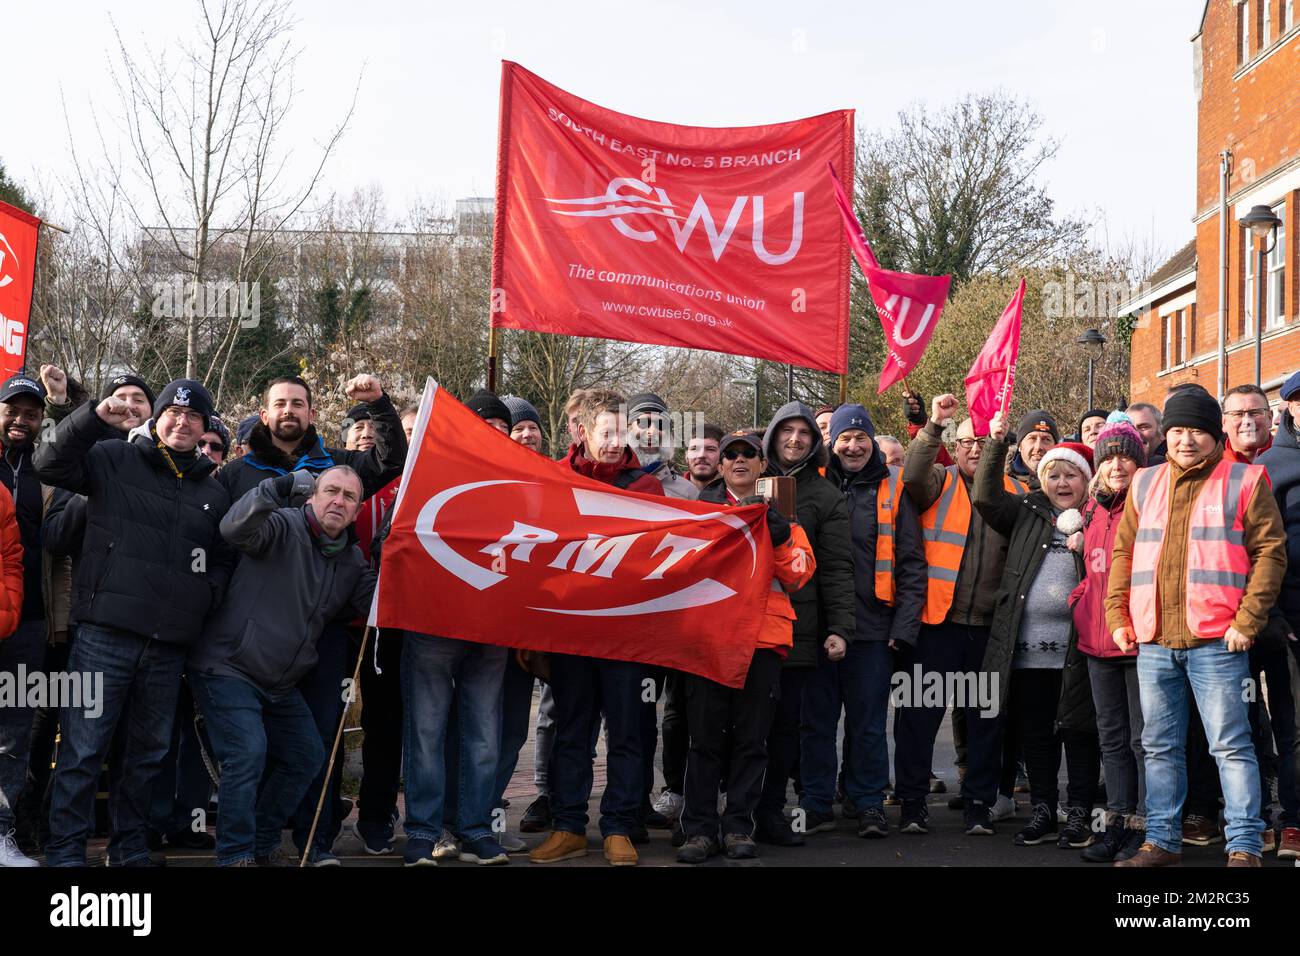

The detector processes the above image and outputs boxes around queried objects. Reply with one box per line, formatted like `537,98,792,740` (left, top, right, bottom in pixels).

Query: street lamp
1239,204,1283,387
1076,328,1107,410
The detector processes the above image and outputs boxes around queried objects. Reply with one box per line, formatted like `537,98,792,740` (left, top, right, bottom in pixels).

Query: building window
1245,229,1256,338
1241,0,1252,63
1286,0,1294,31
1264,0,1273,46
1267,203,1287,329
1161,312,1169,369
1188,303,1197,358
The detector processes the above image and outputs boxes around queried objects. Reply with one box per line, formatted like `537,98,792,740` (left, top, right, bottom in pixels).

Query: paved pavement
78,684,1294,868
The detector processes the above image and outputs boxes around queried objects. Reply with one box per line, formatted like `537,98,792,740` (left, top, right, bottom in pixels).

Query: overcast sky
7,0,1204,260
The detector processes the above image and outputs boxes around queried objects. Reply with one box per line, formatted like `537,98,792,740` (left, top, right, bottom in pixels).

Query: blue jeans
800,639,893,814
547,653,646,837
401,633,507,843
0,620,46,832
46,624,186,866
190,673,324,865
1138,639,1263,856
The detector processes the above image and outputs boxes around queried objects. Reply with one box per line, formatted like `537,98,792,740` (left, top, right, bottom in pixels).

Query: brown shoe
603,834,638,866
1113,842,1181,867
1279,827,1300,859
1181,814,1222,846
1260,829,1277,853
527,830,588,864
1226,850,1262,867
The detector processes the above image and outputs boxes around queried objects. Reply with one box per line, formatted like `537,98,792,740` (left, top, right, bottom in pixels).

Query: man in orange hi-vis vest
898,393,1026,836
1107,386,1286,868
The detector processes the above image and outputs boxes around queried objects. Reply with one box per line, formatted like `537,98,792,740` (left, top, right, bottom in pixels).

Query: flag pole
487,324,498,393
39,221,70,235
838,374,847,404
300,624,372,867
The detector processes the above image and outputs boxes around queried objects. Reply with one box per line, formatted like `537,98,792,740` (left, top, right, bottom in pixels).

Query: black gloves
270,471,316,505
738,495,792,547
903,389,927,427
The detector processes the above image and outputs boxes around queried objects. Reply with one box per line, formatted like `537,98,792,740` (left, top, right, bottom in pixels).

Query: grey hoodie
760,401,853,666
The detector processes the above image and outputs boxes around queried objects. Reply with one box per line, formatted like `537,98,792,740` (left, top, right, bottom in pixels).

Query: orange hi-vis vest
1128,457,1265,643
919,466,1027,625
872,465,905,606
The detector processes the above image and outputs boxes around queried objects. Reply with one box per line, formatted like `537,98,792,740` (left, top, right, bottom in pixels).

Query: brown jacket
1105,445,1286,649
902,421,1013,627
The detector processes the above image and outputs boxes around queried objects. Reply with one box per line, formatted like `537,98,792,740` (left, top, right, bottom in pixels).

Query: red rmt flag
964,278,1027,436
491,62,855,374
827,163,951,393
372,379,773,688
0,200,40,381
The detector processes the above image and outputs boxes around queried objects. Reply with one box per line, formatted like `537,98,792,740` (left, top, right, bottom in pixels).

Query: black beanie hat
344,403,372,424
466,388,511,425
102,373,156,408
1077,408,1109,436
1161,387,1224,440
1016,409,1060,444
153,378,214,430
628,392,670,419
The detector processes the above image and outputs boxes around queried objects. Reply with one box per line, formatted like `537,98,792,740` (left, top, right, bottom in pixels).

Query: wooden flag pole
486,324,498,393
300,624,373,867
39,221,71,235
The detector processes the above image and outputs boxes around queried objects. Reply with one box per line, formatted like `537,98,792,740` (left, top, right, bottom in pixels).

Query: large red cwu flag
491,62,855,374
371,379,774,688
0,200,40,382
827,163,950,393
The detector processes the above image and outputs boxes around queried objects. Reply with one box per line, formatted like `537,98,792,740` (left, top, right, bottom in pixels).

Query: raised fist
40,364,69,404
96,396,132,427
344,374,383,404
931,393,960,427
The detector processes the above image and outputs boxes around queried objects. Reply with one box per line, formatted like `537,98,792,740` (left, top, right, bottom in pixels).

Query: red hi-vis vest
873,466,905,605
1128,458,1265,643
919,466,1027,625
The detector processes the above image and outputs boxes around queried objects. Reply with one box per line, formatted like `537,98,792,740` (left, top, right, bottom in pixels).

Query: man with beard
0,373,53,867
684,423,723,493
216,374,406,864
35,378,234,867
626,393,696,500
218,375,405,504
753,402,855,846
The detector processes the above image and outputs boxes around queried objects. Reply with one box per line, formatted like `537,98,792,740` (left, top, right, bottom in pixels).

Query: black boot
1081,820,1126,862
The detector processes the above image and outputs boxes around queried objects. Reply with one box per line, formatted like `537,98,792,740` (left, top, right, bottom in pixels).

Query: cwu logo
543,177,803,265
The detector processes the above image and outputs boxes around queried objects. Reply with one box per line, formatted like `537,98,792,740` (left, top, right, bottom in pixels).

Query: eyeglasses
722,447,759,461
954,438,988,450
1224,408,1270,420
196,440,222,451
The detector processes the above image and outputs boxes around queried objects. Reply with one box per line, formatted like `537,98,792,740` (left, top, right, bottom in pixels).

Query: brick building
1124,0,1299,406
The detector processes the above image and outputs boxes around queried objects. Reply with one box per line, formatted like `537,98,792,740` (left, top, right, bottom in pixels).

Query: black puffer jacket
761,401,854,667
33,402,233,645
972,443,1093,732
217,393,407,505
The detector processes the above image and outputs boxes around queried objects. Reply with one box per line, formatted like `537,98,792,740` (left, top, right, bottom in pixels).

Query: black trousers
681,650,783,838
757,665,809,819
1007,668,1099,812
1184,700,1223,819
356,628,404,826
640,668,690,806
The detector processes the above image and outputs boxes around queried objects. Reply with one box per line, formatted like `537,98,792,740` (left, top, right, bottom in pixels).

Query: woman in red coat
1068,413,1146,863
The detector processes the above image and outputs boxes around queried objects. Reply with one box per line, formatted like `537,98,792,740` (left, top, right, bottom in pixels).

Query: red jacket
565,443,665,496
906,421,953,467
0,491,24,639
1070,489,1132,660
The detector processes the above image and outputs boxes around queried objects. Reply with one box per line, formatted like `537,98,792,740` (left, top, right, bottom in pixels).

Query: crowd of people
0,359,1297,868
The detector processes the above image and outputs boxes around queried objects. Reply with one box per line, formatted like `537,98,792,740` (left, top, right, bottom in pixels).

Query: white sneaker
653,790,684,820
991,794,1017,822
432,830,461,860
0,830,39,867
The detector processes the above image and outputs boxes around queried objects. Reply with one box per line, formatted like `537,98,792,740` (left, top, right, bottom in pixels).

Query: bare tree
105,0,357,385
